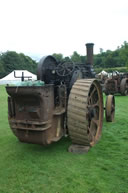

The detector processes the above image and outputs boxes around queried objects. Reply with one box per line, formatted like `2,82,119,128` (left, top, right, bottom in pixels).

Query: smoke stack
86,43,94,66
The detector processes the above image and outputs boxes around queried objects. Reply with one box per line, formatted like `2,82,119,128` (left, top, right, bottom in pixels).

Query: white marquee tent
98,70,108,76
0,70,37,85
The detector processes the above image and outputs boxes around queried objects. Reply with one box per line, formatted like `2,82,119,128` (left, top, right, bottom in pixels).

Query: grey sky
0,0,128,59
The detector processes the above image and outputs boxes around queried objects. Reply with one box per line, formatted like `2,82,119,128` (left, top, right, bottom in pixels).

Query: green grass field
0,85,128,193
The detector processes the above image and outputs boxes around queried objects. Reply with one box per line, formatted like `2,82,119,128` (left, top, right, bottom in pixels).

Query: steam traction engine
6,43,115,153
104,72,128,96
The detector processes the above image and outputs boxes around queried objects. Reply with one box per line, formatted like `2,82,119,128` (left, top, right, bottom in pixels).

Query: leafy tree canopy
0,51,37,78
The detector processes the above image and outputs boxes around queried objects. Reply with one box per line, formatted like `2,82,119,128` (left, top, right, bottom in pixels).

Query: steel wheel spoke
62,70,66,76
92,118,99,127
66,67,72,72
58,68,64,72
88,100,99,108
88,87,97,104
88,126,95,141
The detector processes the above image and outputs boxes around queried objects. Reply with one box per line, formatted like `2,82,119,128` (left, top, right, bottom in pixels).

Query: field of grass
0,85,128,193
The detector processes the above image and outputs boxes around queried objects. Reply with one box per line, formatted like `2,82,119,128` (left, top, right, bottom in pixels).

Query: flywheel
67,79,103,147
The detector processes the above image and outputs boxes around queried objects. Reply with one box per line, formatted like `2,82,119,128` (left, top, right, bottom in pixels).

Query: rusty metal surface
105,95,115,122
104,79,119,95
104,73,128,95
37,55,58,83
86,43,94,66
6,85,66,145
68,144,90,154
67,79,103,147
120,78,128,96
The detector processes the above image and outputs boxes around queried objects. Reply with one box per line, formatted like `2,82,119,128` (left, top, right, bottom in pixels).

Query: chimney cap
85,43,94,46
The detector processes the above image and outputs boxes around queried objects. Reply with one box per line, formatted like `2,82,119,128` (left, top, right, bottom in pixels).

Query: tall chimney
86,43,94,66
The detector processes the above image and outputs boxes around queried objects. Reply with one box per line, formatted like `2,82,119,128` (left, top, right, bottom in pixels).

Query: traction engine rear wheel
105,95,115,122
67,79,103,147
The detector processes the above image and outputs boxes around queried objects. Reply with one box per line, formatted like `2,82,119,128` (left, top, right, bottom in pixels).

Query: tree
119,41,128,68
0,51,37,78
52,53,63,62
71,51,81,63
0,62,5,78
99,48,104,54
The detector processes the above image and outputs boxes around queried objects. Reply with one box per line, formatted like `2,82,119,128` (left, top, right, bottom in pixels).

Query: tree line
94,41,128,69
0,51,37,78
0,41,128,78
53,41,128,69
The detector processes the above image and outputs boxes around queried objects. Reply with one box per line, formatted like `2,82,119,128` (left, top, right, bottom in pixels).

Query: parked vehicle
104,72,128,96
6,43,115,153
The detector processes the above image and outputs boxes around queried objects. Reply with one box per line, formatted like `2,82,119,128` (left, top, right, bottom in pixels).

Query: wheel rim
105,95,115,122
120,78,128,96
111,96,115,120
87,81,103,146
67,79,103,147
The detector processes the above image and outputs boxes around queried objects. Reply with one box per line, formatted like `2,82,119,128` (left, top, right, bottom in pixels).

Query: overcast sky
0,0,128,60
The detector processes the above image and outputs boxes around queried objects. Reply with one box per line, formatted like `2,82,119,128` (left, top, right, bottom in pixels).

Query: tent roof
98,70,108,75
0,70,37,81
0,70,37,85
